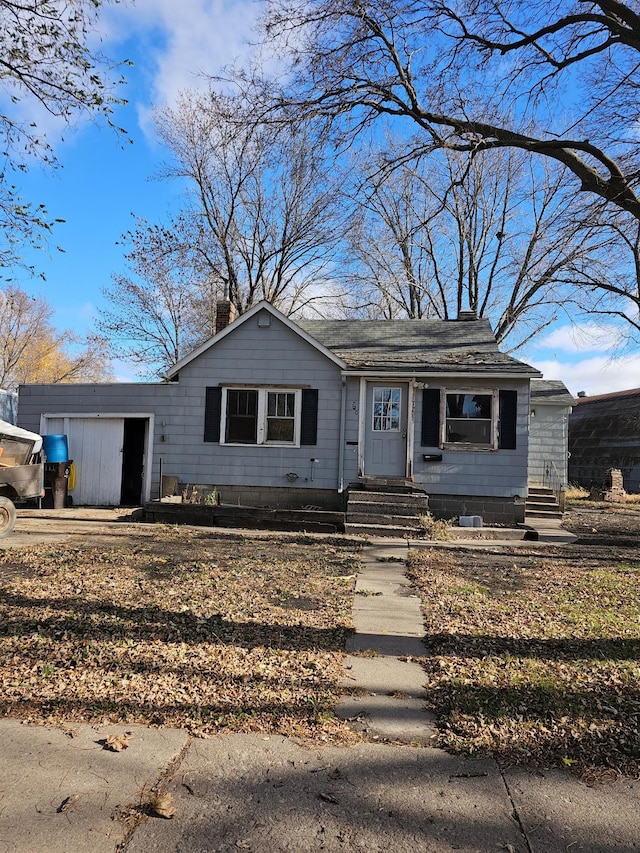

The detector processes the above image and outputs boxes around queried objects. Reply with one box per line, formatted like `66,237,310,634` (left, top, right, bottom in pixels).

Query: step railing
542,459,564,511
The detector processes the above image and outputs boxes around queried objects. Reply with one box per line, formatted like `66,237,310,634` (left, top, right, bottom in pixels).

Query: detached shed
568,388,640,494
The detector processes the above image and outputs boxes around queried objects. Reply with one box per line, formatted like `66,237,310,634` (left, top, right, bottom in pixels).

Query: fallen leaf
150,792,176,819
104,732,132,752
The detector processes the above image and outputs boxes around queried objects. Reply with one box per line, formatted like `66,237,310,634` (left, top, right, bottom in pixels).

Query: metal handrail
543,459,562,504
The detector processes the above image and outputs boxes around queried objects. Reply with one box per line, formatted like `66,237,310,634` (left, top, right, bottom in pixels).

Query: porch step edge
346,512,424,528
348,491,429,504
345,523,420,538
347,499,429,515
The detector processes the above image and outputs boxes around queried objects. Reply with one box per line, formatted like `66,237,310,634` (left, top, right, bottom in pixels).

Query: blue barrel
42,434,69,462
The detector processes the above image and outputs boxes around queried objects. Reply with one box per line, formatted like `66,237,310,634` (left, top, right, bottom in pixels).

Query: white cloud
530,355,640,397
102,0,264,106
4,1,271,151
112,358,144,383
533,323,625,355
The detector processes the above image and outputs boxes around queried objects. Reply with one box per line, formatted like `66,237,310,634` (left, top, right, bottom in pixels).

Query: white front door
364,383,408,476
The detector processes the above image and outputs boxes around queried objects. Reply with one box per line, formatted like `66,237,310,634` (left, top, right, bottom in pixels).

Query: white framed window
221,387,302,446
442,389,498,449
372,386,402,432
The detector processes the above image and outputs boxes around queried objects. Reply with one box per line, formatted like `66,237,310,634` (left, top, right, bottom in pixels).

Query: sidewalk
1,530,639,852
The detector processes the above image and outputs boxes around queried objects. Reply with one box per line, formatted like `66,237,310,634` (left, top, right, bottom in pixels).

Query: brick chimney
457,309,478,321
215,299,237,334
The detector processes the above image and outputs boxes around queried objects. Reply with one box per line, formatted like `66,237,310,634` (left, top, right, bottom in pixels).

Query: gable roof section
297,318,539,376
167,301,540,379
575,386,640,406
572,386,640,419
530,379,576,407
166,301,346,379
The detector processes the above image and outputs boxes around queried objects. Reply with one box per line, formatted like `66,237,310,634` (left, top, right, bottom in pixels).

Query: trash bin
44,460,73,509
42,434,69,462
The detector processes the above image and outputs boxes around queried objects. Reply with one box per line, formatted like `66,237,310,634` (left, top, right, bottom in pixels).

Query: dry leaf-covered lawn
0,528,359,740
407,538,640,779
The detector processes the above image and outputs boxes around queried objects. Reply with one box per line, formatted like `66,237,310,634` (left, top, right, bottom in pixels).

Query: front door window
373,387,401,432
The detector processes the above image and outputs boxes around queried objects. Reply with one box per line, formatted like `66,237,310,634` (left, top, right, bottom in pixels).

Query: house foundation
426,493,526,525
174,483,345,512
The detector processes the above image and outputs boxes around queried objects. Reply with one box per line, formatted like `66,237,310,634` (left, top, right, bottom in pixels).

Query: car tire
0,496,17,538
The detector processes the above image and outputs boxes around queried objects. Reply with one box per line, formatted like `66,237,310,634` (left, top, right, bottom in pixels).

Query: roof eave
340,368,542,379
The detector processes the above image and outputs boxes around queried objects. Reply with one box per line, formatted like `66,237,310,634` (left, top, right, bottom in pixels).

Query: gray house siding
342,377,362,484
18,383,179,502
413,378,530,499
528,405,571,488
174,312,343,501
19,311,345,508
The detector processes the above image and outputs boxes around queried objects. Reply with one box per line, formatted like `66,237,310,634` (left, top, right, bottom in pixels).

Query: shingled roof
530,379,576,407
297,317,539,375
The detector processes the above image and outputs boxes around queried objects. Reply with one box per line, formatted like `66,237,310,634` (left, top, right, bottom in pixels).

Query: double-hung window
443,390,498,448
222,388,301,446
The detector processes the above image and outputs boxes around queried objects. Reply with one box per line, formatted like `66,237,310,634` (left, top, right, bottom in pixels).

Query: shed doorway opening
121,418,146,505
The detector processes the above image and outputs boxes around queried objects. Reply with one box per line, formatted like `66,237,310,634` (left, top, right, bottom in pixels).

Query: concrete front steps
345,480,429,537
525,486,563,519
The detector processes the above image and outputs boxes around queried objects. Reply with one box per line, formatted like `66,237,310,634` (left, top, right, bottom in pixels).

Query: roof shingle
297,318,538,375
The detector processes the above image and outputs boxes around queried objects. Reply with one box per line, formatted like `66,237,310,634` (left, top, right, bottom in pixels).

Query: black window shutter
498,390,517,449
300,389,318,446
204,386,222,442
421,388,440,446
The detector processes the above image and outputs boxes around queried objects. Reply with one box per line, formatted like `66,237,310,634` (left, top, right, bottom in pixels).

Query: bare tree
346,147,632,349
0,0,128,273
153,89,347,316
260,1,640,221
99,217,218,376
0,286,112,389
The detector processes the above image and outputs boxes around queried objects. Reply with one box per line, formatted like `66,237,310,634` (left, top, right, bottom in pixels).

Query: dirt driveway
1,508,147,550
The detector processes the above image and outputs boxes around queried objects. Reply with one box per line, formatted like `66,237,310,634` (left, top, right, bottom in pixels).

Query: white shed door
44,417,124,506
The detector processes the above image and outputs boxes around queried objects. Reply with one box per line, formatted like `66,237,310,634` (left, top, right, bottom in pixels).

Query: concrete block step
353,479,427,494
346,512,423,528
525,508,563,518
348,491,429,506
346,500,427,517
526,494,558,505
345,522,422,538
526,498,561,510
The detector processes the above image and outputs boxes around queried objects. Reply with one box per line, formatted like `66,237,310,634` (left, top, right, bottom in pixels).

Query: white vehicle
0,420,44,538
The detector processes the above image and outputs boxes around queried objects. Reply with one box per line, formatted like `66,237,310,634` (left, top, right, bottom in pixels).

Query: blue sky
10,0,640,395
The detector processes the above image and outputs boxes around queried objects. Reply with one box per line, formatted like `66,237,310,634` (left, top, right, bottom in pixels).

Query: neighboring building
0,389,17,424
18,300,571,523
568,388,640,494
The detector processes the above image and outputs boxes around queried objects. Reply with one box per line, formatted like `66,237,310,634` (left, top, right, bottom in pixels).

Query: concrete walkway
335,540,437,744
2,527,640,852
